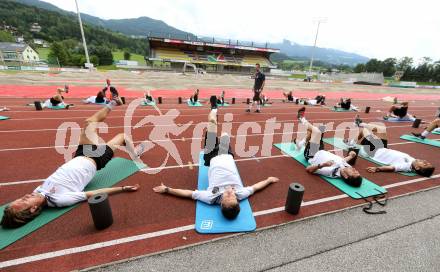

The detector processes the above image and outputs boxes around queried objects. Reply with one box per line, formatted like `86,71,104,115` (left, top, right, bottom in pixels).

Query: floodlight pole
75,0,91,68
308,19,326,75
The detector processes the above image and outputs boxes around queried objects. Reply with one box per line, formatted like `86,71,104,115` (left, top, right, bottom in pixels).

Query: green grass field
112,51,146,65
37,47,50,61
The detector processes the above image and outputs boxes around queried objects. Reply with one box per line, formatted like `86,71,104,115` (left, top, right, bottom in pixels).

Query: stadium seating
154,48,191,62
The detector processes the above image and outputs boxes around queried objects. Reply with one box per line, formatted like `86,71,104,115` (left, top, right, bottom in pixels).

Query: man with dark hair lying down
334,98,359,111
384,101,416,121
295,107,363,187
190,89,200,104
153,108,278,220
1,102,143,228
351,116,435,177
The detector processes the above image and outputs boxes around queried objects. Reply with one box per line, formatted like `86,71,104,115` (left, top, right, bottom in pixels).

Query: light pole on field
308,17,327,78
74,0,92,69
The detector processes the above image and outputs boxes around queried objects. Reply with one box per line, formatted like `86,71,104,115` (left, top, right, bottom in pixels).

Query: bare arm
251,177,279,193
344,151,357,163
85,184,139,198
306,160,334,173
153,183,194,199
366,166,395,173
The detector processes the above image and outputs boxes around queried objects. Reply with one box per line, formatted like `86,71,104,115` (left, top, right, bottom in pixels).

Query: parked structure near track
146,33,279,74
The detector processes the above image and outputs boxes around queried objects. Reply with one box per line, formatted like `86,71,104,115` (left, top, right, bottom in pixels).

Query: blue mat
274,143,387,199
0,116,9,120
195,152,256,234
187,100,203,107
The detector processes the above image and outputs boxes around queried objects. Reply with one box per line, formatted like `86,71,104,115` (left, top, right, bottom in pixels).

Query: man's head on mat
340,167,362,187
1,193,45,228
220,186,240,220
412,159,435,177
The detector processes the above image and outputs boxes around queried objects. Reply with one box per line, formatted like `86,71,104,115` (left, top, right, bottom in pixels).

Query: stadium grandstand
146,32,280,74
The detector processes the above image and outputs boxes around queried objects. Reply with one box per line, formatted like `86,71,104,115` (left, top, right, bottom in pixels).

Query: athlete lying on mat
84,90,108,104
103,79,123,105
384,101,416,121
153,108,278,220
350,116,435,177
412,117,440,140
42,85,70,109
144,90,155,104
283,91,298,103
334,98,359,111
189,89,200,104
298,94,326,106
0,102,143,228
295,107,362,187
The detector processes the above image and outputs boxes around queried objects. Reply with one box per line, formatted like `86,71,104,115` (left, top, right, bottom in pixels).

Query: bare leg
426,118,440,132
79,107,112,145
357,123,387,141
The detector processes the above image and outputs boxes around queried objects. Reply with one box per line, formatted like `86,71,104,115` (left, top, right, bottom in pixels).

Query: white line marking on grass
1,174,439,268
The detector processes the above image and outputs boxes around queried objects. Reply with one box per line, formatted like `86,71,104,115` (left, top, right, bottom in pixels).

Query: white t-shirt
34,157,97,207
192,154,254,204
372,148,414,172
308,150,350,177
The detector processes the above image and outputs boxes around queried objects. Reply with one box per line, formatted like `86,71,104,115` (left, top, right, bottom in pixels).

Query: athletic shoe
383,116,389,120
354,114,363,127
411,132,425,140
297,107,306,120
245,109,251,112
255,109,260,113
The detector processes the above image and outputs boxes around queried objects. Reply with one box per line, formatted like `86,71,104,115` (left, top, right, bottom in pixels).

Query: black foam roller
88,193,113,230
285,183,304,215
178,97,182,104
412,118,421,128
365,106,371,113
246,98,250,104
158,97,162,104
34,101,42,111
232,98,235,104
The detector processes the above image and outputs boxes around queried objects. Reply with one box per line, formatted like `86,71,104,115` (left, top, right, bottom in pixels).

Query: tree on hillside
123,51,131,60
90,46,113,65
365,59,383,73
354,63,366,73
382,58,397,77
48,42,69,65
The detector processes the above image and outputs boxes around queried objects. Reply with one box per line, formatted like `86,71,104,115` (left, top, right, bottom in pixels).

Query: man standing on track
246,63,265,113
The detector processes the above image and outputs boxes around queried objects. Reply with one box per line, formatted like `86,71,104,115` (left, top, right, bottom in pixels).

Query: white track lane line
0,113,429,134
0,123,428,152
1,174,439,269
0,140,434,186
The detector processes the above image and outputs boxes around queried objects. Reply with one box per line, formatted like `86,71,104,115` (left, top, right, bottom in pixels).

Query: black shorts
203,131,234,166
74,145,114,170
95,95,105,103
360,136,388,157
50,97,61,106
253,91,261,102
303,140,325,160
191,94,198,103
393,106,408,118
146,95,153,102
340,101,351,110
287,94,294,102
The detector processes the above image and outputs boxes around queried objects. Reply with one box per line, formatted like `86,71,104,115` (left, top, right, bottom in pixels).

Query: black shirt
253,71,265,91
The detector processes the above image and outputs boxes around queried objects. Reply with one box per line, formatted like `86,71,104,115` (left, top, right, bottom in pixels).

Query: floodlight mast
75,0,91,68
308,18,327,76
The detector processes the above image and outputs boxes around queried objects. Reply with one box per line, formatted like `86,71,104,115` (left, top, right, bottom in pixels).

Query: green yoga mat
322,137,417,177
329,107,355,112
0,116,9,120
187,100,203,107
400,134,440,147
432,130,440,135
0,157,144,250
217,102,229,107
274,143,386,199
141,101,156,106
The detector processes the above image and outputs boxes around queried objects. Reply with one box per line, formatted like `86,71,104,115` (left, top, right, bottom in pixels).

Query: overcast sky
43,0,440,61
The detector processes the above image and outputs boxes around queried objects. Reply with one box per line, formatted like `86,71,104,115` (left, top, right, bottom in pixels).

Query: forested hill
0,0,148,55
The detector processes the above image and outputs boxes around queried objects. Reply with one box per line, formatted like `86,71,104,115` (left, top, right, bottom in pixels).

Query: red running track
0,94,439,271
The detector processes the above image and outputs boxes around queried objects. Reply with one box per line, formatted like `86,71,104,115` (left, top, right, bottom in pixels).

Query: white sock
257,104,261,110
299,117,307,124
211,108,218,114
421,130,429,137
296,138,306,149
